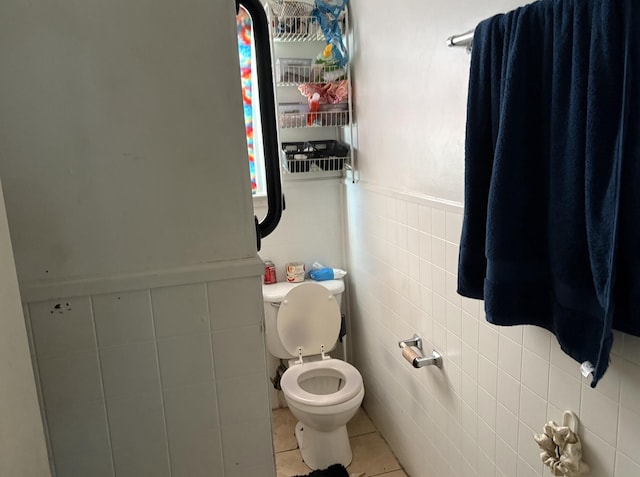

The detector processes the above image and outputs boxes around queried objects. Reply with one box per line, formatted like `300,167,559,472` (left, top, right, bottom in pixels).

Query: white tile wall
345,182,640,477
26,276,275,477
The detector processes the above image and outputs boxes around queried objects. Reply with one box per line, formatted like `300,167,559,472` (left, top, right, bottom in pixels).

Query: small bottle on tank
264,259,277,284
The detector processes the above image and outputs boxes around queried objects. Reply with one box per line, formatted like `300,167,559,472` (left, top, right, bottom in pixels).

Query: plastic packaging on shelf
313,0,349,67
309,268,347,281
298,80,348,104
315,44,337,68
311,44,346,82
309,261,347,281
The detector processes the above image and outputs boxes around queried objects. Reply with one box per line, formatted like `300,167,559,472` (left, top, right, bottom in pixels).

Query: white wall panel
26,276,274,477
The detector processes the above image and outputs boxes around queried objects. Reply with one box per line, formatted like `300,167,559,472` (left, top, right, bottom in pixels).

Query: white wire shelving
266,5,356,178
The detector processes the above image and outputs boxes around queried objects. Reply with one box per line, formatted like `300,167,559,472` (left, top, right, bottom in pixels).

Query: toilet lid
277,283,341,357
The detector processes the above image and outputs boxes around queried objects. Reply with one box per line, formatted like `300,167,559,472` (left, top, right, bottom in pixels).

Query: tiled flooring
272,407,408,477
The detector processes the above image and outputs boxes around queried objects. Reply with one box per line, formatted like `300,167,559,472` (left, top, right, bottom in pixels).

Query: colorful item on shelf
297,80,348,104
313,0,349,67
311,44,346,82
307,92,321,126
236,6,257,194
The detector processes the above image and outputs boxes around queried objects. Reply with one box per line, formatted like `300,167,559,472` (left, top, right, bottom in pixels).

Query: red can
264,260,277,284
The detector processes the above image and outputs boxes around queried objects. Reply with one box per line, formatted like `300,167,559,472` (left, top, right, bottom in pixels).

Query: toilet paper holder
398,334,442,369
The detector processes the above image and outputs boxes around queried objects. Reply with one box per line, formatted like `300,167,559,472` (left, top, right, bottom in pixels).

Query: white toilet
263,280,364,470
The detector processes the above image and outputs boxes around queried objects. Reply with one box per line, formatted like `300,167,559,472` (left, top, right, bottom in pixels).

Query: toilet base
294,420,353,470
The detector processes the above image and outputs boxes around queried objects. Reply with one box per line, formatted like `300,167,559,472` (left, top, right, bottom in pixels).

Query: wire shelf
279,109,350,128
282,155,350,174
271,15,324,41
281,140,350,174
268,4,356,180
276,62,347,85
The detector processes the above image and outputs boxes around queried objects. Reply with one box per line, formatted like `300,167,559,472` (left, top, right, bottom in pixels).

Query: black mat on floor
293,464,349,477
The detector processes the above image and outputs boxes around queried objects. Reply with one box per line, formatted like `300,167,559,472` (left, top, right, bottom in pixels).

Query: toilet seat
280,359,363,407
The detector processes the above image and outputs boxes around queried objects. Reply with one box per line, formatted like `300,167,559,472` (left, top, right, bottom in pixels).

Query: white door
0,179,50,477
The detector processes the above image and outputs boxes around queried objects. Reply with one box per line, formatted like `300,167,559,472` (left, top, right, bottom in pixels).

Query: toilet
263,280,364,470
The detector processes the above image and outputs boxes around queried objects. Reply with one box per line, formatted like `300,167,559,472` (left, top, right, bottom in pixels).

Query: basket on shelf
267,0,314,17
267,0,317,37
281,140,350,173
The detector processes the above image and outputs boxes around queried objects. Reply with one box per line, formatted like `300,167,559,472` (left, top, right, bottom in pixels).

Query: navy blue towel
458,0,640,387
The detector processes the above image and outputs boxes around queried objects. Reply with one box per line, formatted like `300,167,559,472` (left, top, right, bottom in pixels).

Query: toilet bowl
280,358,364,469
262,280,365,469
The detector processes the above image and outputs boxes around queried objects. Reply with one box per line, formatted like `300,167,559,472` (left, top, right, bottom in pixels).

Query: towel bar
447,29,474,51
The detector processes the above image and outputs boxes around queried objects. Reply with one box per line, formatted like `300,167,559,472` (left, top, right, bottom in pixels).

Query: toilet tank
262,280,345,359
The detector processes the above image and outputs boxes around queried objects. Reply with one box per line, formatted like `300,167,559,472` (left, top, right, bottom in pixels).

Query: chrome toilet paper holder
398,334,442,368
398,334,423,350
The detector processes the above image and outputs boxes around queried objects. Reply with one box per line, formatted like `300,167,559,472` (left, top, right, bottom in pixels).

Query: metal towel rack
447,29,475,51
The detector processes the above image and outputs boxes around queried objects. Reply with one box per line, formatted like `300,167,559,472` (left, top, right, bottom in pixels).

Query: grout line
147,289,174,477
88,295,117,477
203,282,226,473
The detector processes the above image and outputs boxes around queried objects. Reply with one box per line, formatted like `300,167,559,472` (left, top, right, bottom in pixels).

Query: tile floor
272,407,408,477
